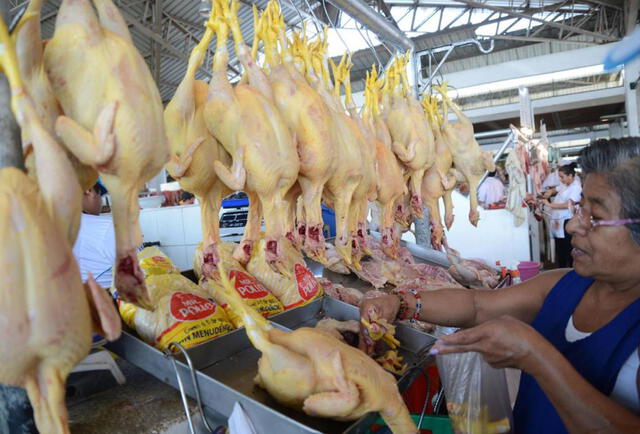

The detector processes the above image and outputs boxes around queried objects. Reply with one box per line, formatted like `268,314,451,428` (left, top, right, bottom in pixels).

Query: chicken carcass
215,262,417,433
44,0,170,308
436,85,494,227
420,94,456,250
364,67,407,258
382,54,435,218
13,0,97,191
164,9,231,276
255,3,336,262
0,21,121,432
203,0,299,272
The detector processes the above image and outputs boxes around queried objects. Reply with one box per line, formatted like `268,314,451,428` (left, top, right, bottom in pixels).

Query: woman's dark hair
579,137,640,243
558,162,576,177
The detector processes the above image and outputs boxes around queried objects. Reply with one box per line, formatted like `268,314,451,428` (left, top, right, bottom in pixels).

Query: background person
72,181,116,288
540,163,582,267
477,171,505,208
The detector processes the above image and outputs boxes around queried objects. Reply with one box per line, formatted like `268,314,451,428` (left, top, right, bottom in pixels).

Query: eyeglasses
571,203,640,230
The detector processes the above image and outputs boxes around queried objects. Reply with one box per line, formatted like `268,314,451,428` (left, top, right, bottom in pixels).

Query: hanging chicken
13,0,96,190
43,0,170,308
164,5,231,278
203,0,299,274
363,65,407,258
382,53,435,219
214,262,417,433
0,17,121,433
420,94,457,250
252,2,336,263
435,84,495,226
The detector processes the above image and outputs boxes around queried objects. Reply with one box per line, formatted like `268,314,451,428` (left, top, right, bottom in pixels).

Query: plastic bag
138,246,180,276
436,326,512,434
247,238,323,309
118,274,234,351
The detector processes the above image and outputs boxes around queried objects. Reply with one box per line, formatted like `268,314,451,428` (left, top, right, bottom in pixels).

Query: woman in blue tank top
360,138,640,433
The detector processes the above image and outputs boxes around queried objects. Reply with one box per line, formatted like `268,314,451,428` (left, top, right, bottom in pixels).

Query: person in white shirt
477,171,505,207
72,182,116,288
539,163,582,267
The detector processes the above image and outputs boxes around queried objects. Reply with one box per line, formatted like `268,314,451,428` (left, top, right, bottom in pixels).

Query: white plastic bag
436,327,513,434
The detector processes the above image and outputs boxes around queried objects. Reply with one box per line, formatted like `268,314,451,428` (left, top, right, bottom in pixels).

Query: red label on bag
170,292,216,321
230,270,269,299
294,263,320,301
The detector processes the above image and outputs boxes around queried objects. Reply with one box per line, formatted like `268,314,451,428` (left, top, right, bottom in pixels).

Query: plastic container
517,261,541,281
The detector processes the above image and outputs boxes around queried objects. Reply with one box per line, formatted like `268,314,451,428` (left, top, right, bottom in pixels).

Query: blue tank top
513,271,640,433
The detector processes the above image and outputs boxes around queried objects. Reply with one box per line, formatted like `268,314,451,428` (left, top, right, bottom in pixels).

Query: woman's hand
430,315,547,373
539,198,551,207
358,294,400,355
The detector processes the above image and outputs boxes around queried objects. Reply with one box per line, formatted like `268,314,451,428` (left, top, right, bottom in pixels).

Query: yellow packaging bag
118,274,234,351
247,238,323,309
138,246,180,276
201,270,284,327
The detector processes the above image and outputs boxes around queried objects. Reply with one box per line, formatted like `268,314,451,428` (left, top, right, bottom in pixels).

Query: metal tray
106,296,435,434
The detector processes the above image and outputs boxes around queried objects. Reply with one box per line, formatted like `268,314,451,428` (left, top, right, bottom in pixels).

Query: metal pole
478,131,514,189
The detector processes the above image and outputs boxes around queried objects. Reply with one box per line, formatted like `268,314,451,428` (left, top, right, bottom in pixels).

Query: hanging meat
420,94,456,250
435,84,495,227
363,65,407,258
214,263,417,433
43,0,170,308
253,2,336,263
203,0,299,274
0,19,121,432
13,0,97,191
164,8,231,277
382,54,435,219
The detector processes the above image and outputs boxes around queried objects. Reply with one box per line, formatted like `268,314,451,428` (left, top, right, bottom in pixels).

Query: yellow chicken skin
215,263,417,433
0,16,121,433
43,0,170,308
203,0,299,274
13,0,97,190
164,7,231,276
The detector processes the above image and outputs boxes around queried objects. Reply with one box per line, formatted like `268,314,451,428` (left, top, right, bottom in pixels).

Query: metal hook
473,37,495,54
166,342,215,433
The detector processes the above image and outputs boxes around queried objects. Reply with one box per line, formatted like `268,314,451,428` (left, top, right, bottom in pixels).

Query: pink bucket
518,261,541,281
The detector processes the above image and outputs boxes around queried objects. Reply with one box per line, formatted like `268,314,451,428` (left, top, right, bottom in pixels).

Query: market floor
67,356,198,433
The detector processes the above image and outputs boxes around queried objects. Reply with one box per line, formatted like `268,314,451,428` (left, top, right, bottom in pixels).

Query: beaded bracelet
408,289,422,323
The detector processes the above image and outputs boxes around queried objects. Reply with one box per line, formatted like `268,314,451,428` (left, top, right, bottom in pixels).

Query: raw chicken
315,318,360,346
255,3,336,262
164,8,231,276
420,94,456,250
364,66,407,258
436,84,495,227
331,55,377,264
505,147,527,227
382,54,435,218
0,21,121,433
203,0,299,272
317,278,364,307
13,0,96,190
214,263,417,433
445,246,499,289
44,0,170,308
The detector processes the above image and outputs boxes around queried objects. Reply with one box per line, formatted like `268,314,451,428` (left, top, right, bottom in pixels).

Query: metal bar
152,0,162,85
478,131,514,188
455,0,619,41
490,34,596,45
325,0,414,50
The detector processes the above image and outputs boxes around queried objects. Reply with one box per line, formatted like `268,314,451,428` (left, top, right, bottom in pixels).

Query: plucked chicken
203,0,299,272
13,0,97,190
0,19,121,433
254,3,336,263
43,0,170,308
382,54,435,218
214,262,417,433
164,7,231,276
420,94,456,250
435,84,494,227
364,66,407,257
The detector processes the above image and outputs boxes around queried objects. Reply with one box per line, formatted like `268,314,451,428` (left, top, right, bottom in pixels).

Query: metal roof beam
454,0,618,41
490,34,597,45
